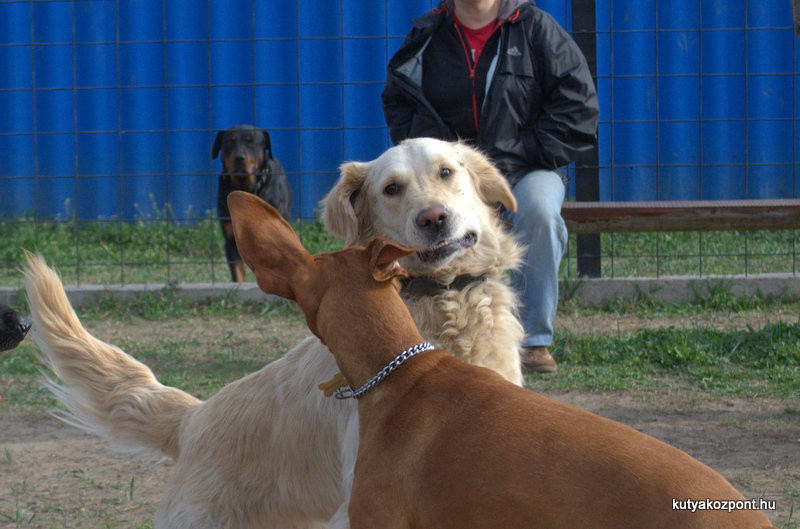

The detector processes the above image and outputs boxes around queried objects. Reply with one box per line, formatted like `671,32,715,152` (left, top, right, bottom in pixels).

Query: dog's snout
18,315,32,335
234,152,247,162
416,205,450,231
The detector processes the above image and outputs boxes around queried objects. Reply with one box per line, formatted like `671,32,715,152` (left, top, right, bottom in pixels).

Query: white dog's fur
24,138,524,528
322,138,524,382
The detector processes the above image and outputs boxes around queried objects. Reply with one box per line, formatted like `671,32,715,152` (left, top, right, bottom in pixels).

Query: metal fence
0,0,798,287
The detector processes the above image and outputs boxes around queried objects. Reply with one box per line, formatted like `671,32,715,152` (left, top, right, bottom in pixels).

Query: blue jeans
504,170,567,348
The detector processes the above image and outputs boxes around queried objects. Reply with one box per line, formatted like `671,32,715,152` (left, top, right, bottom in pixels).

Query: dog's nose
416,205,450,231
18,315,32,336
234,153,247,162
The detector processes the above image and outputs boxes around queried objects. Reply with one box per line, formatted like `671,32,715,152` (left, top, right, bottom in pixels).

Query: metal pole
571,0,601,277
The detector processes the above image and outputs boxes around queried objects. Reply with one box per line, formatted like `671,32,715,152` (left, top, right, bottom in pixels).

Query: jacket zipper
453,20,504,135
454,25,480,134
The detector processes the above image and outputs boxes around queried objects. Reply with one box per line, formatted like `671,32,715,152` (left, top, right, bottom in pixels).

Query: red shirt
422,10,503,137
453,13,498,65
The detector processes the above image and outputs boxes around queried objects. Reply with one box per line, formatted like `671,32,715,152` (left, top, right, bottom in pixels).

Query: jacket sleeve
381,26,425,145
382,73,456,145
382,24,455,146
521,13,599,169
382,74,417,145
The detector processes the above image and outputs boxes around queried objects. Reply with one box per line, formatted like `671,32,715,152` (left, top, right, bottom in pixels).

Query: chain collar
334,341,435,400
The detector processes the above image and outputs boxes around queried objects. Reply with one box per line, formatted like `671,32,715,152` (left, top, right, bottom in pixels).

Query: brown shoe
521,346,558,373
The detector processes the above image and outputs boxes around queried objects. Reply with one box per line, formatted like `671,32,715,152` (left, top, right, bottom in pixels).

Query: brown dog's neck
334,341,437,400
317,295,430,397
328,332,430,396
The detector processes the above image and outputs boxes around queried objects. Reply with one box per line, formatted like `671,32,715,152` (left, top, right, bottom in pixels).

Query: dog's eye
439,167,452,179
384,183,400,196
245,136,253,143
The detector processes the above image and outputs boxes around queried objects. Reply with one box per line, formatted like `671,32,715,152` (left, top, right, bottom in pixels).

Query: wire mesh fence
0,0,798,288
562,230,799,279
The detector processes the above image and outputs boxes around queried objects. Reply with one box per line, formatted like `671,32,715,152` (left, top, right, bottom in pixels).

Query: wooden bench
561,199,800,234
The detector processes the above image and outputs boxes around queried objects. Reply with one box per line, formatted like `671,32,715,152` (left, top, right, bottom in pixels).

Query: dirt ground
1,310,798,528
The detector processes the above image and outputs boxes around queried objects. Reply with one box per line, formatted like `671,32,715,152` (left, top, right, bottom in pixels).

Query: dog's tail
22,252,200,459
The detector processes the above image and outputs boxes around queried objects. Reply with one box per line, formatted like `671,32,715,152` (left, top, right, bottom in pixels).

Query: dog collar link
334,341,435,400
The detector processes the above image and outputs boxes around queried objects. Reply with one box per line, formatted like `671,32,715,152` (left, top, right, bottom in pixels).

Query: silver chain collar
334,341,435,400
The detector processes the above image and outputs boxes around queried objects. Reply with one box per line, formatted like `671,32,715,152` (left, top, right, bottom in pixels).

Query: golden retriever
322,138,523,382
24,138,523,528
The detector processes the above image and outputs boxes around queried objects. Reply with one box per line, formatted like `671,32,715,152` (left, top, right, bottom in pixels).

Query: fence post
793,0,800,36
571,0,601,277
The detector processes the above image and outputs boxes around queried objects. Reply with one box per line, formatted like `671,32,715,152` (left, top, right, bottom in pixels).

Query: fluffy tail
22,252,200,459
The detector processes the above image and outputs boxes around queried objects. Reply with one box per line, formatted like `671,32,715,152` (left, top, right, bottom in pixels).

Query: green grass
1,216,798,404
0,211,342,286
0,213,797,286
536,285,800,396
561,229,799,278
528,319,800,397
2,287,798,412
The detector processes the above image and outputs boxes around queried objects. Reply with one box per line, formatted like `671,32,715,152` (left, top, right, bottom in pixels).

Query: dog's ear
262,129,273,160
320,161,370,246
457,143,517,212
228,191,315,301
367,238,413,282
212,131,224,160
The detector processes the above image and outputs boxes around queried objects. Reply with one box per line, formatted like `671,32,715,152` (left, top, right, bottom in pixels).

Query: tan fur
24,252,199,459
26,251,348,528
322,138,524,385
24,141,525,529
233,192,778,529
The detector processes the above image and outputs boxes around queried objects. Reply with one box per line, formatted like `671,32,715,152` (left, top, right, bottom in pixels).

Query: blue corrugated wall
0,0,797,220
596,0,798,201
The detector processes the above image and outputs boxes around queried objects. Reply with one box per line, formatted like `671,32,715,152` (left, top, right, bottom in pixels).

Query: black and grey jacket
382,0,600,185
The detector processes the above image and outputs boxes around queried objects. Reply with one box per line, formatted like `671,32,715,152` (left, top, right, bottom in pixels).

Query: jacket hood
441,0,532,22
413,0,534,30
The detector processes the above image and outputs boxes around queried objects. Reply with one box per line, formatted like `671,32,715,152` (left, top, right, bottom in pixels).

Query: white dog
25,138,524,528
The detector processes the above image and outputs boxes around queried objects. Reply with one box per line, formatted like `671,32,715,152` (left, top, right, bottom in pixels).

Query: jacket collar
397,0,533,83
414,0,531,28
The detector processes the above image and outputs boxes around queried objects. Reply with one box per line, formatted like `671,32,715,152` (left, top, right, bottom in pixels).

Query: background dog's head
0,303,31,353
320,138,520,279
212,125,273,191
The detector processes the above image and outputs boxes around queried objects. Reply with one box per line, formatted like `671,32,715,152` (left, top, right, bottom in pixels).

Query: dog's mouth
416,232,477,263
228,171,256,189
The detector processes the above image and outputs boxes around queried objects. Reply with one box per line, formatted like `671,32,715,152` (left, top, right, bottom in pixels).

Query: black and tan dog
0,303,31,353
213,124,291,282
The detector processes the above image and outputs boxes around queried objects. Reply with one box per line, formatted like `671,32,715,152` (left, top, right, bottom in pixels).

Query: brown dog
229,190,776,529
